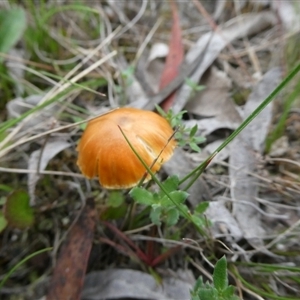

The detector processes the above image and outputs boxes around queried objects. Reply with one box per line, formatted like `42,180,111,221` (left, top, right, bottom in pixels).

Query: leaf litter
82,268,193,300
1,1,300,300
229,67,282,246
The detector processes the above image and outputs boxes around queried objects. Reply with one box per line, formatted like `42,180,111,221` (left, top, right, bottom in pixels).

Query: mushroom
76,107,176,189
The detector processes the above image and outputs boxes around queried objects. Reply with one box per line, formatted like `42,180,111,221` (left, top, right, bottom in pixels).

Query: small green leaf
130,187,153,206
177,139,185,147
223,285,237,298
191,214,205,228
189,142,201,152
161,191,189,207
175,131,183,140
184,77,205,91
193,276,205,292
4,190,34,229
150,205,162,225
0,211,8,233
184,77,197,89
165,208,179,226
72,116,86,130
189,124,198,138
101,203,127,220
0,8,27,62
121,65,135,86
160,175,179,195
0,184,13,192
178,203,189,215
107,191,124,208
155,105,167,117
195,202,209,214
197,288,218,300
213,256,228,292
194,85,205,92
193,136,206,144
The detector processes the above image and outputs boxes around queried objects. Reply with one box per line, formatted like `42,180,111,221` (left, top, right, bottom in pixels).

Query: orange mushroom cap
76,107,176,189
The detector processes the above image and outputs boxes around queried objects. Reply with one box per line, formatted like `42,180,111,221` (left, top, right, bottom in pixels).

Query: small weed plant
191,256,239,300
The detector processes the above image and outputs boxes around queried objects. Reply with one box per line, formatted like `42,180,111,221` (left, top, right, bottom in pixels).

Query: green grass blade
0,247,52,289
180,62,300,190
265,81,300,152
0,87,73,135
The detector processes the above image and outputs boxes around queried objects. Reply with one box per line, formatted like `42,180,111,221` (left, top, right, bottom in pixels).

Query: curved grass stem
180,62,300,191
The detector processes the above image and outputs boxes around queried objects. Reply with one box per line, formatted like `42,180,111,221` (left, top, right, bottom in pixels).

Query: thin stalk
0,247,52,289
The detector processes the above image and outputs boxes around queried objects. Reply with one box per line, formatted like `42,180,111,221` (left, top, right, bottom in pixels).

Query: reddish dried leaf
46,198,96,300
102,220,150,264
159,0,184,111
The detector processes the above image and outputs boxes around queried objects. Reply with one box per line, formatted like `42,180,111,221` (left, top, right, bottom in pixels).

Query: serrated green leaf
194,276,204,291
0,8,26,62
189,124,198,138
195,201,209,214
178,203,189,215
222,285,236,298
130,187,153,206
213,256,228,292
193,276,205,292
197,287,218,300
150,205,162,226
107,191,124,207
161,191,189,207
165,208,179,226
4,190,34,229
159,175,179,195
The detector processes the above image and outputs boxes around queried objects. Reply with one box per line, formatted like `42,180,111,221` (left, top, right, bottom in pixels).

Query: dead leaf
187,139,231,167
148,43,169,62
269,135,289,157
117,54,150,109
205,200,243,241
159,0,184,111
183,117,240,138
82,268,193,300
172,11,277,113
146,55,167,94
273,0,300,31
6,94,58,130
229,68,282,244
185,66,233,116
184,66,241,137
7,49,25,96
46,198,96,300
28,139,71,205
